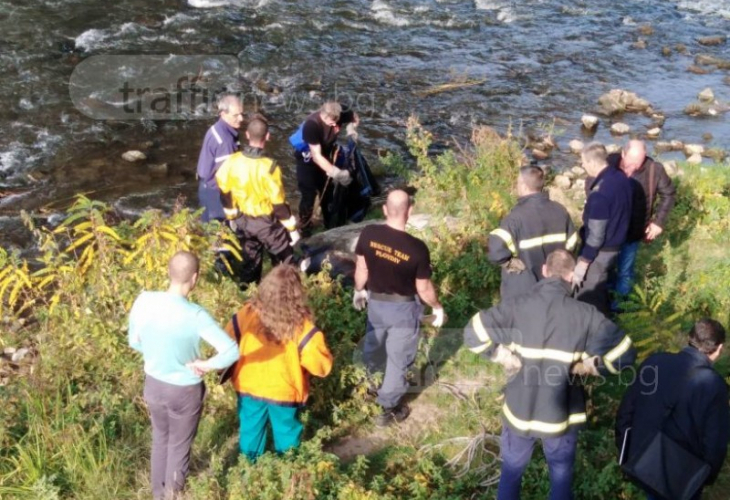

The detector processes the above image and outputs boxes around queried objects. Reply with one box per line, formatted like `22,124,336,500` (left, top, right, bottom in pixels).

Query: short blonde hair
320,102,342,121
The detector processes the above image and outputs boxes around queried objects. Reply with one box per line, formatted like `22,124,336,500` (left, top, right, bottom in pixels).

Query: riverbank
2,0,730,254
1,117,729,499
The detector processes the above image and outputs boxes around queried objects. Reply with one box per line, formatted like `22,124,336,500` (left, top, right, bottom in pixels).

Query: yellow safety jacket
215,147,296,231
224,304,333,406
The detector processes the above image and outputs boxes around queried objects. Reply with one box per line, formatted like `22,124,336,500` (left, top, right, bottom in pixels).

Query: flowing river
0,0,728,250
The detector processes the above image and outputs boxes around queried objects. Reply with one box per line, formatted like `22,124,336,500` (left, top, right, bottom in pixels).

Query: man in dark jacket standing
607,140,676,306
616,319,728,500
465,249,636,499
574,142,632,316
489,166,578,300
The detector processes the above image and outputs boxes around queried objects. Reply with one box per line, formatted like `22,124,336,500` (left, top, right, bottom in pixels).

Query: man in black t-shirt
353,190,444,426
293,102,357,235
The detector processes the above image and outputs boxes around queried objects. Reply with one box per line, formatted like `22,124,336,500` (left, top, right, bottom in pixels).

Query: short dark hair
168,251,199,285
545,249,576,279
247,116,269,142
519,166,545,192
688,318,726,355
582,142,608,166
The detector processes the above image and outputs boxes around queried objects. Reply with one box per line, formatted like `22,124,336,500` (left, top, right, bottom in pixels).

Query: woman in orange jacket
224,264,333,460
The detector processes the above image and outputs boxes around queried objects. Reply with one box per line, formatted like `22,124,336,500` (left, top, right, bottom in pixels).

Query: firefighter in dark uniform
464,249,636,500
573,142,632,316
215,116,298,286
291,102,358,236
489,166,578,300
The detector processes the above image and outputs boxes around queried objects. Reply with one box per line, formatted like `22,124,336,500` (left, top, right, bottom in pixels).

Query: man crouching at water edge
353,189,445,427
464,249,636,500
128,251,238,500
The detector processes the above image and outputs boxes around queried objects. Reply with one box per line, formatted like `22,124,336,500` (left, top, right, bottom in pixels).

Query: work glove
501,257,526,274
289,230,301,246
570,356,600,377
328,166,352,186
431,307,445,328
353,289,369,311
223,207,241,221
572,259,590,293
491,344,523,376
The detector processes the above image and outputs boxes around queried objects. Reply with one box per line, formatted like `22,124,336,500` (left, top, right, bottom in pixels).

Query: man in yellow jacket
216,116,299,286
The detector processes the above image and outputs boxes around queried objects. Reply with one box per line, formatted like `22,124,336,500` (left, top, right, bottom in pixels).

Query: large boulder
598,89,651,115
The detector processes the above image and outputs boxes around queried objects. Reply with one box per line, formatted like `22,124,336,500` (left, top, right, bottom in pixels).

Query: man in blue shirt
573,142,632,316
128,251,238,500
196,94,243,222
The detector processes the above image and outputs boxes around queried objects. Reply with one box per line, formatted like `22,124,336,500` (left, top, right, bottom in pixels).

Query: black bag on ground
621,369,712,500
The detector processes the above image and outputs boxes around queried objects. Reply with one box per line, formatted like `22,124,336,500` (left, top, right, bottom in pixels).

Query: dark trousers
296,158,333,235
576,250,619,317
363,299,423,409
143,376,205,500
197,181,225,223
498,425,578,500
230,214,293,285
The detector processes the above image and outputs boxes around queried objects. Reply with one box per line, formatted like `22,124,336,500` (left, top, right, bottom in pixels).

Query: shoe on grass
375,403,410,427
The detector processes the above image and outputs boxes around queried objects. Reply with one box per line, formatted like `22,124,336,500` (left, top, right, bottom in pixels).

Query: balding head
168,251,200,287
543,249,576,282
517,166,545,196
621,140,647,176
384,189,412,223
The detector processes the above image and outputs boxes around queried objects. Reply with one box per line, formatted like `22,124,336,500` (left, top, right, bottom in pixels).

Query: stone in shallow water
684,144,705,156
568,140,584,154
697,35,727,47
610,122,630,135
581,114,599,131
122,150,147,162
698,87,715,103
687,153,702,165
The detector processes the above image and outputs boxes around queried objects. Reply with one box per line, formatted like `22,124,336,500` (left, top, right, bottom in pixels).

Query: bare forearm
417,280,441,309
312,153,335,175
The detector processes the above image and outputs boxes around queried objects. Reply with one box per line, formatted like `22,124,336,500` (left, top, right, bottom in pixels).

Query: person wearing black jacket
607,141,676,306
488,166,578,300
465,249,636,499
574,142,632,316
616,319,728,500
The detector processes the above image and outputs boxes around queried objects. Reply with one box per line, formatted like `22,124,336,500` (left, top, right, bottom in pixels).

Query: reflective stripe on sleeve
503,403,587,435
471,314,490,343
566,232,579,250
215,154,232,164
280,216,297,231
490,228,517,256
211,126,223,145
518,233,568,250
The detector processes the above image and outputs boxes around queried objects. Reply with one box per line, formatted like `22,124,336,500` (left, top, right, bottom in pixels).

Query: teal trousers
237,395,303,461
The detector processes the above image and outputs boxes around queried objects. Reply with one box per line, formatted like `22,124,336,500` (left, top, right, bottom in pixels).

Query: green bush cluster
1,120,729,499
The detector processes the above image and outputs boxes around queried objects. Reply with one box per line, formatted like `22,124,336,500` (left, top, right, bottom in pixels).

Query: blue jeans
614,240,641,298
497,426,578,500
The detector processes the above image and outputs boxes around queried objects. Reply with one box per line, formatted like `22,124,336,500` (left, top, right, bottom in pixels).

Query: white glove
432,307,445,328
289,230,301,246
353,289,369,311
572,259,590,292
491,345,522,376
328,167,352,186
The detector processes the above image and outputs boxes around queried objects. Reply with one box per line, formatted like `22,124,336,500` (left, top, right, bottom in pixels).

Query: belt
370,292,416,303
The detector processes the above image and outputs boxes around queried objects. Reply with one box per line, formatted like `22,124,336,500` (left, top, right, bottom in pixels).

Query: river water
0,0,728,250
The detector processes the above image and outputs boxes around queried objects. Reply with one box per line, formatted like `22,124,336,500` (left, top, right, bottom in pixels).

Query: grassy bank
1,120,729,499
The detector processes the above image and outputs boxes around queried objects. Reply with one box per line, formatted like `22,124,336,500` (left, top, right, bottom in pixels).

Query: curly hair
250,264,312,344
